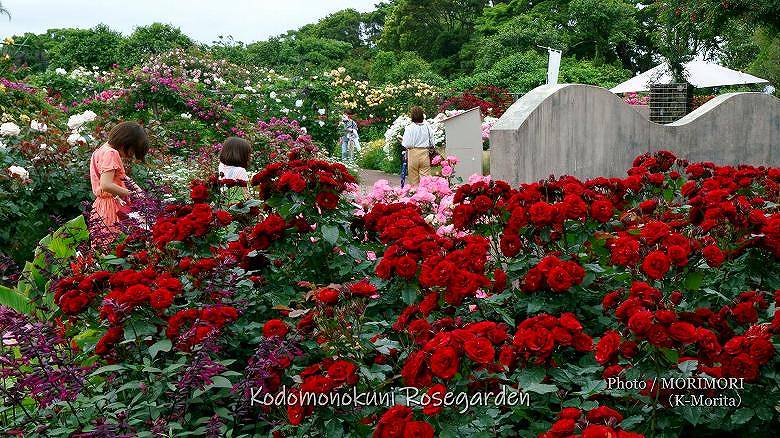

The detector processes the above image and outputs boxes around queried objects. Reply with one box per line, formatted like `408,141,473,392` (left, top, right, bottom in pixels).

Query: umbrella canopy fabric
610,60,768,93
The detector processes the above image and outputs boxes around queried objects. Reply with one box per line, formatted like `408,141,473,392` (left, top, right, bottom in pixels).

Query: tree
369,50,442,84
299,9,363,48
46,25,123,70
380,0,491,74
567,0,638,65
118,23,194,67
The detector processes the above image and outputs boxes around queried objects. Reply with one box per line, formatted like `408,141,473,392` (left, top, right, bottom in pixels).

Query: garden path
358,168,400,191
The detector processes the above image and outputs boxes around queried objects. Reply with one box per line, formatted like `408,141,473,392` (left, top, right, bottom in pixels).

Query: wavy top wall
489,84,780,185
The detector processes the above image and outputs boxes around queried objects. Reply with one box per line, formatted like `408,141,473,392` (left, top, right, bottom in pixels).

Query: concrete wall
490,84,780,185
443,107,483,177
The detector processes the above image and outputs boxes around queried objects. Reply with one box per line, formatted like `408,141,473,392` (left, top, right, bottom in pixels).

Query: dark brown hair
410,106,425,123
219,137,252,168
108,121,149,161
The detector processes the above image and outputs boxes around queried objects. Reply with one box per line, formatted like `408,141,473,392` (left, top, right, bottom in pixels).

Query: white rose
295,99,303,108
318,108,326,115
0,122,20,137
269,91,277,99
8,165,29,180
55,67,67,75
67,132,86,146
30,120,48,132
318,120,325,127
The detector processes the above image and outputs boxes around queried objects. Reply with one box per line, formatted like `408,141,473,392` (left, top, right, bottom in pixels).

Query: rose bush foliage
2,150,779,437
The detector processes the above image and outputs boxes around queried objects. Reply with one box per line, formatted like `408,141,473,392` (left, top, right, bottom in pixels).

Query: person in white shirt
218,137,252,201
401,106,433,185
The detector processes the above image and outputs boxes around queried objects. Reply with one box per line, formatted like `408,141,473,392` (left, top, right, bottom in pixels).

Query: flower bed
1,150,778,437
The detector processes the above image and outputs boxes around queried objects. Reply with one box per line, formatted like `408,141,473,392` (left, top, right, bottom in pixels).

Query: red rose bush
2,150,779,437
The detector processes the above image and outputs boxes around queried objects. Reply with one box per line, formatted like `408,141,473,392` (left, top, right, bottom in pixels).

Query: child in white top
218,137,252,201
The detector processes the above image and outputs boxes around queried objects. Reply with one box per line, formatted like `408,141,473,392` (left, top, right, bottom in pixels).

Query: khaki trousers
406,148,431,186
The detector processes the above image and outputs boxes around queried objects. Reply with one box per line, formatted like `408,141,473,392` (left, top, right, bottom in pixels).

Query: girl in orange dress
88,121,149,246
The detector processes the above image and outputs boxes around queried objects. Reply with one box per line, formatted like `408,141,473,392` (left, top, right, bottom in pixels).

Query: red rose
149,289,175,311
429,346,460,380
263,319,289,338
610,236,640,266
317,288,340,305
401,351,432,387
522,267,544,292
301,375,335,393
546,265,574,293
529,201,557,227
550,418,576,435
422,384,446,416
702,244,726,267
666,245,689,267
523,328,555,355
402,421,435,438
725,353,759,381
315,191,339,210
641,221,670,244
500,233,523,257
394,256,418,279
641,251,671,280
278,171,307,193
586,405,624,424
374,405,413,438
590,199,614,223
582,425,617,438
731,302,758,325
619,341,638,358
214,210,233,226
463,337,495,364
190,183,209,202
498,344,516,369
493,269,507,293
747,338,775,363
327,360,358,384
559,407,582,420
95,326,124,356
668,322,697,344
594,331,621,365
573,333,593,352
349,280,377,297
639,199,658,213
627,311,654,337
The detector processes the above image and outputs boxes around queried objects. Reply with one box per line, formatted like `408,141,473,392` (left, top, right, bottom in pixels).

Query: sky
0,0,379,43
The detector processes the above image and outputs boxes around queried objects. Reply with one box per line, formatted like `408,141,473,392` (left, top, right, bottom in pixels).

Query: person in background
218,136,252,202
88,121,148,245
401,106,433,186
340,112,358,161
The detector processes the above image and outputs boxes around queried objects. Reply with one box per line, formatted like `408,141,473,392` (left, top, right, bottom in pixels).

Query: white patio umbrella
610,60,769,94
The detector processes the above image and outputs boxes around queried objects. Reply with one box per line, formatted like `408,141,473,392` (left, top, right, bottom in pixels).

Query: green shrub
357,139,386,170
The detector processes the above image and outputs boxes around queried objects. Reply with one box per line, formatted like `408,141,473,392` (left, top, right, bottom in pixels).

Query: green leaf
0,284,34,315
523,383,558,394
731,407,754,425
680,406,700,425
516,368,546,387
210,376,233,388
148,339,172,359
92,364,126,375
401,285,417,305
620,415,644,429
684,271,704,290
321,224,339,245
